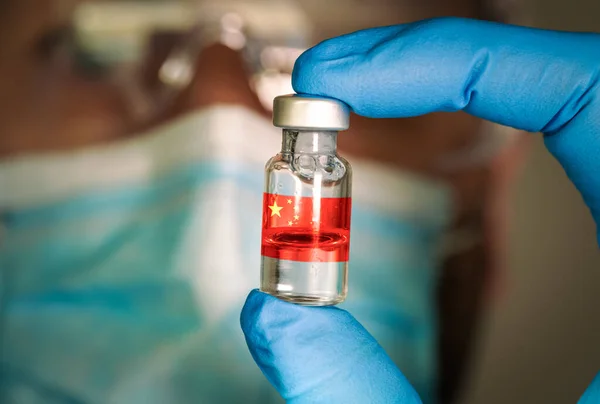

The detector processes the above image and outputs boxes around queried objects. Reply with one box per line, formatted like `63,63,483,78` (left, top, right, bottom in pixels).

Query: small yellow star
294,205,299,211
288,221,293,226
268,201,283,217
287,199,292,204
294,215,299,220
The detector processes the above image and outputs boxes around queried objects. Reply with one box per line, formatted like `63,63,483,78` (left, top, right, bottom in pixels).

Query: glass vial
261,94,352,306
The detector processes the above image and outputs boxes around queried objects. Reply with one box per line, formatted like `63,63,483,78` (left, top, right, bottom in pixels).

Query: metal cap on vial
272,94,350,131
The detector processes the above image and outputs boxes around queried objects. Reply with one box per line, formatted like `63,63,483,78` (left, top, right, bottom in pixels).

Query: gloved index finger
292,17,600,237
291,17,600,135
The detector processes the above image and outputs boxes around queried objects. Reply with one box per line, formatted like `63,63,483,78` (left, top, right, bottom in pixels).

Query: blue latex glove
242,18,600,403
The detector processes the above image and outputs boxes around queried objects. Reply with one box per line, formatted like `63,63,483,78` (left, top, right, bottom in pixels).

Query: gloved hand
242,18,600,403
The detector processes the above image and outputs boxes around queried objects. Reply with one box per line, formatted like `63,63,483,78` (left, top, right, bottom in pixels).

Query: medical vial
261,94,352,306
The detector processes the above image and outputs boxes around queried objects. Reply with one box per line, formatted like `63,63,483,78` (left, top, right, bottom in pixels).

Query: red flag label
261,193,351,262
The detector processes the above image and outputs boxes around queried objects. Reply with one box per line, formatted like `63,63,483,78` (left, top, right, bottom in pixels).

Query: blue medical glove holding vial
241,17,600,404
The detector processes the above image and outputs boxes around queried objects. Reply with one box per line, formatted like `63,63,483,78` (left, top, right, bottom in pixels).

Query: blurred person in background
0,0,527,403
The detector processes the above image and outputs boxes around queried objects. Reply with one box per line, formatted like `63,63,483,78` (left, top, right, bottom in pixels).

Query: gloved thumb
241,290,422,403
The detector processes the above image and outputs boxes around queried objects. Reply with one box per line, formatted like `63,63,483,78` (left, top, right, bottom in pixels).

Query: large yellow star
268,201,283,217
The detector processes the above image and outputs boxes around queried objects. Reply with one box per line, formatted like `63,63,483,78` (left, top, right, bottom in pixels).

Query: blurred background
0,1,598,403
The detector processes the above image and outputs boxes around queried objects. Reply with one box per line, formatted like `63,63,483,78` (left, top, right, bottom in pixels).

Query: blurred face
0,0,484,181
0,0,265,157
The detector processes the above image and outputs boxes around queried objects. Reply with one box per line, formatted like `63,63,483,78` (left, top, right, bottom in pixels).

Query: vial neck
281,129,338,154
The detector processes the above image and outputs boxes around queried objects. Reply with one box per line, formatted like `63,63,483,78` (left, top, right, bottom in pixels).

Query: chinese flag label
261,193,351,262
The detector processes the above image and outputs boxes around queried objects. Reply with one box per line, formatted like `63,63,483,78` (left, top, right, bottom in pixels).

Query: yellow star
294,215,299,220
287,199,292,204
268,201,283,217
288,221,293,226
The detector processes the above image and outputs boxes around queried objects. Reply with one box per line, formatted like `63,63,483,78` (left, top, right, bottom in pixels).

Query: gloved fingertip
291,24,415,117
240,289,270,337
240,289,299,346
291,49,329,97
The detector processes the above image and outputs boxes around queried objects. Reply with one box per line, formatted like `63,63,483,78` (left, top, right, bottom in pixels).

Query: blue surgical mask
0,105,452,404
